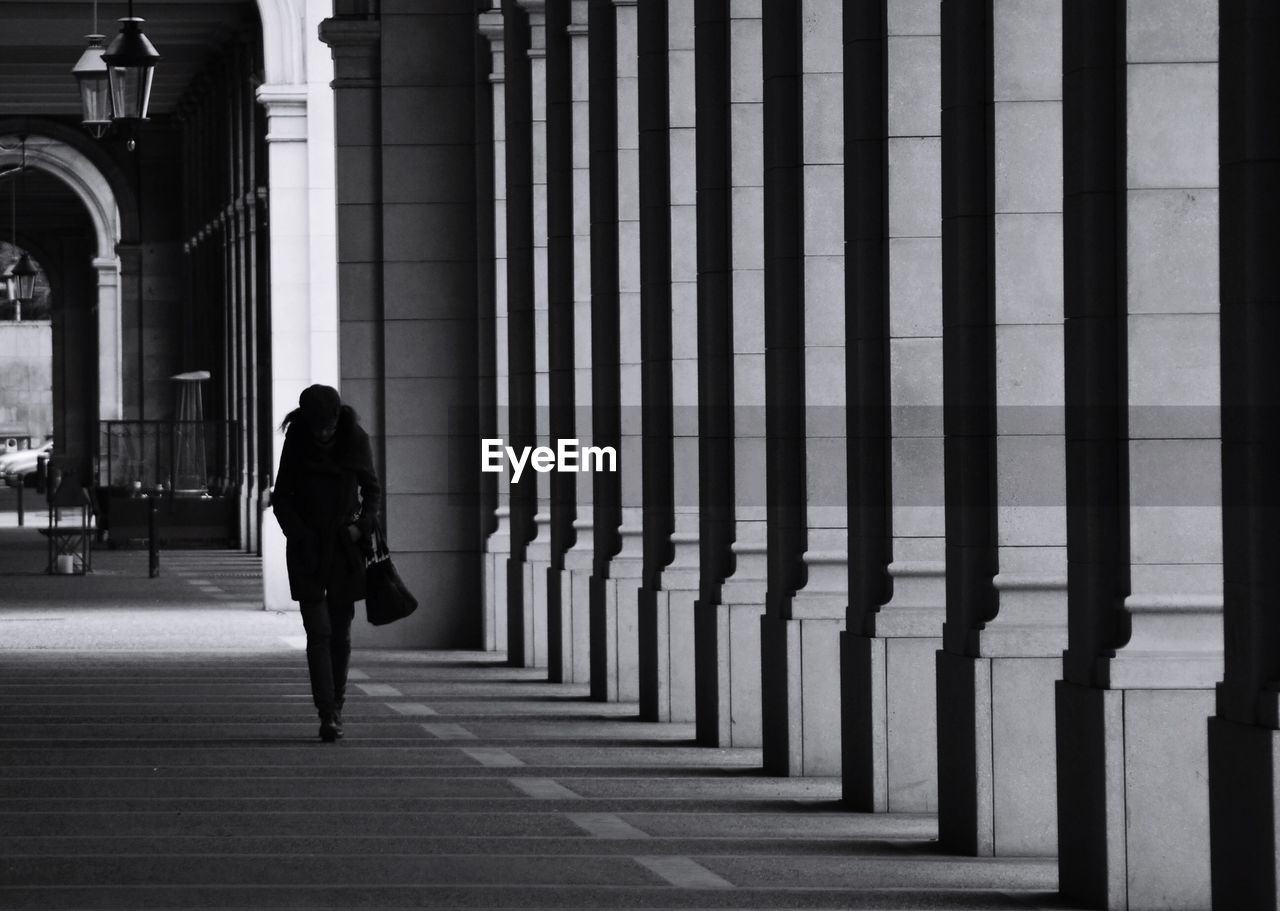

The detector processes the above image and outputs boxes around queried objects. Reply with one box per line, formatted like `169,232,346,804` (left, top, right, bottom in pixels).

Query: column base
506,555,550,669
639,587,698,722
1209,715,1280,911
482,549,510,653
1056,680,1213,910
761,613,843,776
694,599,765,747
547,564,591,684
589,573,640,702
242,489,257,552
935,651,1058,855
841,631,939,811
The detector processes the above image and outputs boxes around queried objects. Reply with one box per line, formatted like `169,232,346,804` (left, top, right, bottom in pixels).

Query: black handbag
364,529,418,626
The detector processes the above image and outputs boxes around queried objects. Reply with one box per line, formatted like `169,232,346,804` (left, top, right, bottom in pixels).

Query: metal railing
97,420,241,498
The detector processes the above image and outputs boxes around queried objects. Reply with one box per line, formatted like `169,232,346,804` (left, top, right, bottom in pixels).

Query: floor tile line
508,778,582,800
633,855,735,889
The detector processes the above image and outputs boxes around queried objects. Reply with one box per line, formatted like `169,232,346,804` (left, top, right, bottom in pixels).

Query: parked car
2,440,53,488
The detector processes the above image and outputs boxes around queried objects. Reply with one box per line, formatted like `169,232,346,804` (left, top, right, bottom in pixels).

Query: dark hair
281,402,360,434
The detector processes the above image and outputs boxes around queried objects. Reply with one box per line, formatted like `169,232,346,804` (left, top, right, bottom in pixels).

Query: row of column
476,2,1273,908
178,35,269,551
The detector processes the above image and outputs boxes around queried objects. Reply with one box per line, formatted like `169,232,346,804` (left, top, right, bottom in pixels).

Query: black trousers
299,593,354,717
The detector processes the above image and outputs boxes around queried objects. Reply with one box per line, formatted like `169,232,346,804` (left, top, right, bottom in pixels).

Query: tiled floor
0,527,1072,910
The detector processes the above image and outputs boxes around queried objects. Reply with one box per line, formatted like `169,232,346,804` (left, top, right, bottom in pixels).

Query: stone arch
257,0,308,86
0,134,120,260
0,132,125,422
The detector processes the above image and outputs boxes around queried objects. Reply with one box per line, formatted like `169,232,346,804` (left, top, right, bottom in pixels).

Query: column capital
255,86,308,143
318,17,380,49
517,0,547,57
479,9,506,80
478,8,504,45
318,18,381,87
91,257,119,283
114,242,142,272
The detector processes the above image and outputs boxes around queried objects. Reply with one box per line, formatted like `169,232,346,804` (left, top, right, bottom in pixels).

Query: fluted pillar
636,0,700,723
842,0,945,813
694,0,767,748
760,0,847,777
1058,2,1221,906
934,0,1066,855
479,8,512,654
1211,4,1280,908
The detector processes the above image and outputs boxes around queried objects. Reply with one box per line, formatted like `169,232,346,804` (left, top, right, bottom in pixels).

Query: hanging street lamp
73,35,113,138
102,1,161,125
9,252,37,306
72,2,112,138
3,138,38,311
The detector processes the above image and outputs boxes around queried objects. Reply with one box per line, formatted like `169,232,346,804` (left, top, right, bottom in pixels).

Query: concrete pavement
0,525,1073,909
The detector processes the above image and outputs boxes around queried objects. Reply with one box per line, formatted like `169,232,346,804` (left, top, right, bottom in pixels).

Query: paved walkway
0,522,1071,910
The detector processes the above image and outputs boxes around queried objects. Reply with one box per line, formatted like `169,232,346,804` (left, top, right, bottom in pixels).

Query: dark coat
271,411,381,604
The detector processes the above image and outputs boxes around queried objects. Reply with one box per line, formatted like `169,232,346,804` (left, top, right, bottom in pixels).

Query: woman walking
272,384,381,742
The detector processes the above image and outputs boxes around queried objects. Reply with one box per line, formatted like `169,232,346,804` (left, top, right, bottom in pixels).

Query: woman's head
280,384,348,442
298,384,341,442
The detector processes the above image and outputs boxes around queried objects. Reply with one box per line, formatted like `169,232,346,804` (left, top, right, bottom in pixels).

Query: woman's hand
346,523,362,542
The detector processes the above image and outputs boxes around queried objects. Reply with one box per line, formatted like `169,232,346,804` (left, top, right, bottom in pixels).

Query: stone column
504,0,552,669
259,74,336,611
933,0,1066,855
694,0,767,748
547,0,595,684
841,0,945,813
1058,2,1221,907
479,8,512,654
1211,4,1280,908
588,0,644,703
321,1,485,647
760,0,847,777
636,0,700,723
93,257,123,422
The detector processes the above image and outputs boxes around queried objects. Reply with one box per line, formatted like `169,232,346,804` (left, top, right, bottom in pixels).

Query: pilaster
547,0,594,684
843,0,946,814
694,0,768,749
636,0,700,724
1210,2,1280,908
1058,2,1221,906
479,7,512,654
934,0,1066,855
504,0,551,668
760,0,847,778
588,0,644,703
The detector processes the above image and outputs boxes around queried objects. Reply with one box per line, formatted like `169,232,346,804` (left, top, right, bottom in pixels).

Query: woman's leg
299,598,337,719
327,594,356,715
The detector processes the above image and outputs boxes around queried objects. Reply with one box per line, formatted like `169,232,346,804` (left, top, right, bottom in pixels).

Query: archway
0,0,335,606
0,133,123,426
